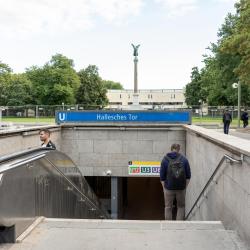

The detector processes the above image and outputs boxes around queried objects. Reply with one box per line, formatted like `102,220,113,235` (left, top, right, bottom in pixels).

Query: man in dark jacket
39,129,56,149
160,143,191,220
223,109,232,134
241,109,248,128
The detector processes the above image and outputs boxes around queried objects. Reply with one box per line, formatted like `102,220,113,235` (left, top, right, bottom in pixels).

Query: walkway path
215,128,250,140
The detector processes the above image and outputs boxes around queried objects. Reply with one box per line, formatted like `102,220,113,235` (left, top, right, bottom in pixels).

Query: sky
0,0,237,90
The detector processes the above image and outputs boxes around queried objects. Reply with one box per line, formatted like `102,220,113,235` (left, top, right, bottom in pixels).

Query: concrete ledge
0,125,60,137
184,125,250,157
16,217,45,243
44,218,224,230
61,123,186,129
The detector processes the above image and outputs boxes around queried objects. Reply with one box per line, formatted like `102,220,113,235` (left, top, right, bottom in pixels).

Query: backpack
166,154,186,190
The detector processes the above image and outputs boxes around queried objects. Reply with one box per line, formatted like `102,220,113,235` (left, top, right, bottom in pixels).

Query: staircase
6,219,248,250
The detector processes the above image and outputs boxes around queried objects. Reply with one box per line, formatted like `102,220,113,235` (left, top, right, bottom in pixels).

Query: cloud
0,0,144,36
90,0,144,23
213,0,236,2
154,0,198,17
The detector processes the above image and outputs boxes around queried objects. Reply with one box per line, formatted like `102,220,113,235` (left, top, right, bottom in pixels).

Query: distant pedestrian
160,143,191,220
241,109,248,128
223,109,232,134
39,129,56,149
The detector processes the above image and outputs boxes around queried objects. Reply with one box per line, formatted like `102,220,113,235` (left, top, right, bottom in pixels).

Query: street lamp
232,82,241,128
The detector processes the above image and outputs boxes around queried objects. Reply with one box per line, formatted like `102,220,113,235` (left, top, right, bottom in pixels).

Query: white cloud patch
90,0,143,22
154,0,198,17
0,0,143,36
213,0,236,2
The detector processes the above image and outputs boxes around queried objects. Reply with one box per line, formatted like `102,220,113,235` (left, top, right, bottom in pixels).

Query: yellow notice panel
128,161,160,176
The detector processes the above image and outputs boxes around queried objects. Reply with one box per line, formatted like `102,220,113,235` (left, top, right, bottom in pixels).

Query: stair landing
1,219,248,250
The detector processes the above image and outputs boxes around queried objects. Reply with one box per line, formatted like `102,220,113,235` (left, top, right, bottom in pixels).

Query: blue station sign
56,110,191,124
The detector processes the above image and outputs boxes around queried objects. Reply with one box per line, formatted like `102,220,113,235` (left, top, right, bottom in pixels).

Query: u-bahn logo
58,112,66,121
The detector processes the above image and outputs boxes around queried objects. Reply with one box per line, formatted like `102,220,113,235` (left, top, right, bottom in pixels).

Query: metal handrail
0,147,53,164
0,149,109,218
0,154,46,174
185,154,242,220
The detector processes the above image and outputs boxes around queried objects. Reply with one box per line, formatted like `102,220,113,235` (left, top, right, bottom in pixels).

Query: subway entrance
85,176,164,220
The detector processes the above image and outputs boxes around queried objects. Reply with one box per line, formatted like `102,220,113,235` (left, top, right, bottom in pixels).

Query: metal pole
238,81,241,128
36,105,38,124
111,177,118,219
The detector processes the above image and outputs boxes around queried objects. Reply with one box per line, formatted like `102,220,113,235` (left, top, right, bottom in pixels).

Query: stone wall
1,123,250,245
0,125,61,157
60,125,186,177
185,125,250,245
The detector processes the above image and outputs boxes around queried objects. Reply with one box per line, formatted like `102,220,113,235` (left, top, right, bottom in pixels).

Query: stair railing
0,149,109,219
185,154,243,220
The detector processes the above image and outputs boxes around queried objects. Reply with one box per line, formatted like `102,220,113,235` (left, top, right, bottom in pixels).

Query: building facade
106,89,186,110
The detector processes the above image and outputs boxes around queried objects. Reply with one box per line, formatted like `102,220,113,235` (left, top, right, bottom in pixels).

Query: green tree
221,0,250,85
26,54,80,105
5,74,33,106
0,61,12,105
76,65,108,108
0,62,33,106
201,44,240,105
205,10,250,105
184,67,206,106
102,80,123,90
0,62,12,74
185,8,250,106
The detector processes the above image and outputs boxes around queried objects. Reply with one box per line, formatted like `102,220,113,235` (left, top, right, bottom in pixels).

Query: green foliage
0,56,120,107
0,62,12,74
185,4,250,106
0,61,33,106
102,80,123,90
49,54,74,69
76,65,108,108
26,54,80,105
185,67,205,106
220,0,250,85
5,74,33,106
0,61,12,105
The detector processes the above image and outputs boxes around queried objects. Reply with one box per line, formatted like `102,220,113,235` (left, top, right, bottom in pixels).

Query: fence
0,105,103,119
0,105,249,120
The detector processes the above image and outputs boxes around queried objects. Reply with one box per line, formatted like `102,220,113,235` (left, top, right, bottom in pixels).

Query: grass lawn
1,117,55,123
192,116,239,125
192,117,222,122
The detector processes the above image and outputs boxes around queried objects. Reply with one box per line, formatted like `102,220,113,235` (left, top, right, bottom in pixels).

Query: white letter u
59,113,66,121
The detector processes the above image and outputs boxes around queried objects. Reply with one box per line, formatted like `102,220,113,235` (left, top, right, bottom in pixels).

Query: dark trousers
243,120,248,128
224,121,230,134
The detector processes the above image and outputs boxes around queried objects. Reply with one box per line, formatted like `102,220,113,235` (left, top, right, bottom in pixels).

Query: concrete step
2,219,249,250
